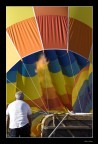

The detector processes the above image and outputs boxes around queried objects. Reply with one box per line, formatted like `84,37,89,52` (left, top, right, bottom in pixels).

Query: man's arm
27,114,32,128
28,115,32,127
6,115,9,135
27,104,32,133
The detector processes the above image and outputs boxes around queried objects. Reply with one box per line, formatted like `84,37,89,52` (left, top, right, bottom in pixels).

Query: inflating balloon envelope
6,6,93,137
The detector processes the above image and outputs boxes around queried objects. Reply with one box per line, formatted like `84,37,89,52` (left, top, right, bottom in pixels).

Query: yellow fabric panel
89,48,93,63
31,114,44,137
16,73,42,100
31,107,40,113
31,114,44,127
72,71,88,106
6,6,34,27
50,71,67,95
16,72,24,92
65,86,73,95
6,82,16,104
69,6,93,28
88,63,93,75
37,64,53,88
64,75,77,94
64,75,76,86
89,53,92,63
6,33,20,72
72,68,91,106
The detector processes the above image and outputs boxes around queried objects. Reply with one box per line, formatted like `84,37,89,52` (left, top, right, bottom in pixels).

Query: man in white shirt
6,91,32,137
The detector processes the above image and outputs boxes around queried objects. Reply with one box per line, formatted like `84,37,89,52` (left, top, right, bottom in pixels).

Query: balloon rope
6,78,48,114
33,7,49,111
67,52,82,112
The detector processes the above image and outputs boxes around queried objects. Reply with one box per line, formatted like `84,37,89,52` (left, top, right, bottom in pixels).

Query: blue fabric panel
56,50,67,57
18,61,36,77
7,71,17,83
44,50,57,61
74,53,90,68
23,53,37,64
61,61,80,77
48,59,61,73
73,80,92,112
58,51,76,67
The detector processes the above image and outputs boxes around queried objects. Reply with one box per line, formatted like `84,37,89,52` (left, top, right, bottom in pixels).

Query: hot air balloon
6,6,93,137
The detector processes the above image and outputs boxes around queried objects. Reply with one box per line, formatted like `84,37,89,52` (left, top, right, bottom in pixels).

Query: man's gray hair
15,91,24,100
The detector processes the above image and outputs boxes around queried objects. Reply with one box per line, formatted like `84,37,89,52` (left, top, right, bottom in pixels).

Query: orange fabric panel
42,87,61,99
45,98,65,110
34,6,68,16
31,125,41,137
25,99,64,111
36,15,68,49
69,18,92,58
6,17,43,58
42,87,65,110
41,87,72,110
25,86,65,111
58,94,72,110
25,96,46,111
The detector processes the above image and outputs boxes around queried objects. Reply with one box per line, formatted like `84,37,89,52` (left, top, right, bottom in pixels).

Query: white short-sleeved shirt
6,100,32,129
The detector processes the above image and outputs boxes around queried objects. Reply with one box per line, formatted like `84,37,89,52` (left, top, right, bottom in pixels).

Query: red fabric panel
36,15,68,49
69,18,92,58
34,6,68,16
